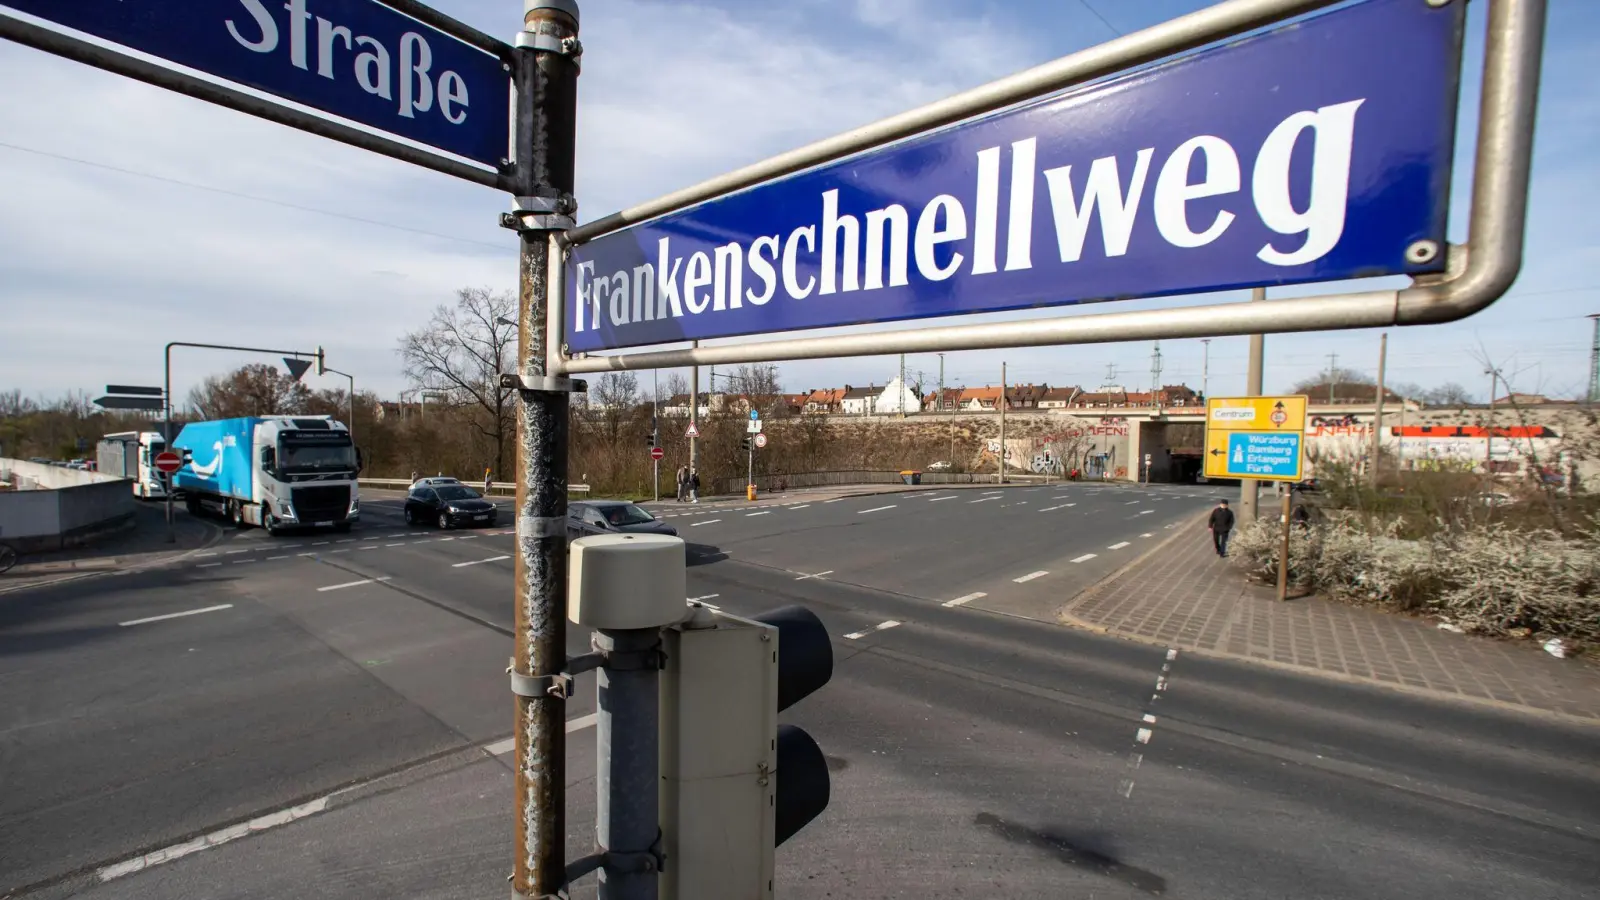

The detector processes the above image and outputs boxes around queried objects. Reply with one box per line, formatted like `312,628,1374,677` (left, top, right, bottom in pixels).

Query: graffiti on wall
1303,416,1567,474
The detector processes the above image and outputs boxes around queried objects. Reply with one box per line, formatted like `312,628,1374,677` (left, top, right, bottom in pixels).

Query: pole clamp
509,668,574,700
515,30,583,63
566,831,667,882
499,373,587,393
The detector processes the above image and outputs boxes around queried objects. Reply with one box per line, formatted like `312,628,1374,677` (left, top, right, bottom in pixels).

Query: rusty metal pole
1275,489,1292,602
510,1,581,897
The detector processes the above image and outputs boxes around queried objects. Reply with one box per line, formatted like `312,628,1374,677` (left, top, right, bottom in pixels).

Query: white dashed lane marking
844,620,901,640
1071,553,1097,563
1013,571,1048,584
943,592,986,608
1108,542,1130,550
119,604,233,627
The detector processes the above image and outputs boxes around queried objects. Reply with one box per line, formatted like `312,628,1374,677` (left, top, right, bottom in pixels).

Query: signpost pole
163,344,174,544
1371,333,1387,488
1276,489,1292,602
508,3,581,897
1240,287,1266,524
998,362,1007,485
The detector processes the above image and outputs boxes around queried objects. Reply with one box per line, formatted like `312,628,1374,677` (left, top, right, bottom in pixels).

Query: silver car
567,501,679,540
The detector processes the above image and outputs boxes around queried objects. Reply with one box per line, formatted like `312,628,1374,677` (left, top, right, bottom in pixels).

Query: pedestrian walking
675,465,688,502
689,468,700,503
410,469,418,484
1208,499,1234,558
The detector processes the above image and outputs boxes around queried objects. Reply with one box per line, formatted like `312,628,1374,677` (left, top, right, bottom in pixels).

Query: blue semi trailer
171,415,361,535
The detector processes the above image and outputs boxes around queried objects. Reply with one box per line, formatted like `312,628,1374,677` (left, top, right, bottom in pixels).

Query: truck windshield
279,438,355,471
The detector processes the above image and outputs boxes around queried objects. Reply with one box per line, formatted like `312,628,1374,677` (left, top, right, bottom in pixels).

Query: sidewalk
0,502,220,595
1059,515,1600,721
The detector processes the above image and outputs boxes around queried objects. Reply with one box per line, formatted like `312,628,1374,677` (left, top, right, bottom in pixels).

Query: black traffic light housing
753,604,834,845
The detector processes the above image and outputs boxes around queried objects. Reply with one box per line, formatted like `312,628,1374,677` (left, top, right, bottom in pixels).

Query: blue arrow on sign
565,0,1463,353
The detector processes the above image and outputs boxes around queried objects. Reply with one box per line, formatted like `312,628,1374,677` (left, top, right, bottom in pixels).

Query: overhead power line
0,139,506,251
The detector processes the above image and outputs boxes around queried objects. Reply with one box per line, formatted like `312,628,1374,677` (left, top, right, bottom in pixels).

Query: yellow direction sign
1203,396,1308,482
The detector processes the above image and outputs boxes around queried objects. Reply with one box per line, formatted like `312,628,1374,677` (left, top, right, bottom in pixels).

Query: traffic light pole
507,2,581,897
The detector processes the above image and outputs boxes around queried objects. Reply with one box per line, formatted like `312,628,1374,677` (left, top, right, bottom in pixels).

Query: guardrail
360,478,590,496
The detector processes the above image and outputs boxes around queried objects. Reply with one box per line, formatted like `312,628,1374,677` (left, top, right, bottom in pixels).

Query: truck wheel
230,501,247,529
263,515,279,536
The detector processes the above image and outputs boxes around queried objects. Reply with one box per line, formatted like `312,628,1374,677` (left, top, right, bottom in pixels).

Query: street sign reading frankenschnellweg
0,0,511,167
565,0,1464,354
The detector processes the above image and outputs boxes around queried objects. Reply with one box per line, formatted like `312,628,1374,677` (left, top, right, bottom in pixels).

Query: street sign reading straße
565,0,1464,353
0,0,511,167
1204,396,1308,482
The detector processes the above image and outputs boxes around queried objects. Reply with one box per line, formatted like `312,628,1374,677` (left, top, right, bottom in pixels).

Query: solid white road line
453,555,511,568
858,505,896,513
843,620,901,640
969,497,998,504
97,797,330,883
688,594,720,603
943,592,986,608
746,511,771,517
824,498,846,503
317,577,393,592
1038,505,1068,512
385,543,405,547
197,562,221,568
789,504,811,510
929,496,957,502
690,519,721,526
983,490,1004,495
1141,533,1154,538
1013,571,1049,583
794,570,833,581
119,604,233,627
266,555,288,561
1109,541,1131,550
312,541,329,546
1071,553,1098,563
1125,501,1141,505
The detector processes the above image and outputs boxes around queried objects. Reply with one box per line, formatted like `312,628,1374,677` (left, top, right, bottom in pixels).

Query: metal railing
359,478,591,496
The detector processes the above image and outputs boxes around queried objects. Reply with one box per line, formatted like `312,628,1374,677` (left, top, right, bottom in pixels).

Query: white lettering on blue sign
1228,433,1301,476
225,0,469,126
571,101,1364,335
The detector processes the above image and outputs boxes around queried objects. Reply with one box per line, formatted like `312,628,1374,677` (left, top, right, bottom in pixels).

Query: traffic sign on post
564,0,1466,353
1204,396,1308,482
746,418,762,434
650,446,665,461
153,451,183,475
754,433,768,449
685,422,700,439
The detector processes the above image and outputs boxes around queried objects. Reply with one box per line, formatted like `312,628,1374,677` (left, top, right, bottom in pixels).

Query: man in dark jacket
1208,499,1235,557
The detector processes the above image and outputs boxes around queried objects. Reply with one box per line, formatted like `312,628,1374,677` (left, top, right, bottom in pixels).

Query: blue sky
0,0,1595,405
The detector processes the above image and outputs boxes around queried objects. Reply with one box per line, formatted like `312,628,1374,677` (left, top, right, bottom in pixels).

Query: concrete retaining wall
0,458,136,552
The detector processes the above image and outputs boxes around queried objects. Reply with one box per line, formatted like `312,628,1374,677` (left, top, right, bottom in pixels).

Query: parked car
410,475,461,489
926,461,953,471
404,483,498,528
567,500,679,539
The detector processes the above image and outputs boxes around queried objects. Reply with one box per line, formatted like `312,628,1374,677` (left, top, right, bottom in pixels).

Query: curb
0,519,226,597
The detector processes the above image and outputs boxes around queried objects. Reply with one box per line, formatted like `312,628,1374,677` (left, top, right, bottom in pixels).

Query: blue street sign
565,0,1464,353
750,410,760,420
0,0,510,167
1227,433,1303,479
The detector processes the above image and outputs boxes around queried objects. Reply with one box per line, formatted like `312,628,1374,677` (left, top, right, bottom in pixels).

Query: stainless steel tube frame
552,0,1544,375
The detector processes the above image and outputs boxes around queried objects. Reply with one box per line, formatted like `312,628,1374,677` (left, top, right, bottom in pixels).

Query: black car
405,483,499,529
567,501,679,539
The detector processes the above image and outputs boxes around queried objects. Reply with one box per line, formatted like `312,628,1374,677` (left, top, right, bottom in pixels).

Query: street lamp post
322,367,357,445
163,341,323,542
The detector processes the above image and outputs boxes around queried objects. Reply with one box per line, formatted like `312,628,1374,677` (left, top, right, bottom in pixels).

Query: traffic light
315,345,326,376
741,436,752,453
660,603,833,899
646,433,657,447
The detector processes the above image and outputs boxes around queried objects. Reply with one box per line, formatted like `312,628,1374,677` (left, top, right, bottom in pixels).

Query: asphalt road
2,482,1596,899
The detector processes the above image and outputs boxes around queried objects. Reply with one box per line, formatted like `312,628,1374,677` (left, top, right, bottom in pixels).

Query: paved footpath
1060,515,1600,722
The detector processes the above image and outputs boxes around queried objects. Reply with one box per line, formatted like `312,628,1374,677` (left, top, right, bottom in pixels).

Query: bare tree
663,372,690,407
1422,382,1474,407
397,287,518,478
731,363,782,416
588,372,640,446
186,364,311,419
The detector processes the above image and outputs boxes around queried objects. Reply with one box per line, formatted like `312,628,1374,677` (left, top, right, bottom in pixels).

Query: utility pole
1150,341,1163,413
508,3,580,897
1484,367,1498,473
652,369,660,503
1326,352,1339,404
1241,287,1266,524
1587,314,1599,404
1201,338,1210,402
1371,333,1387,488
937,353,945,413
998,362,1007,484
899,352,907,418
